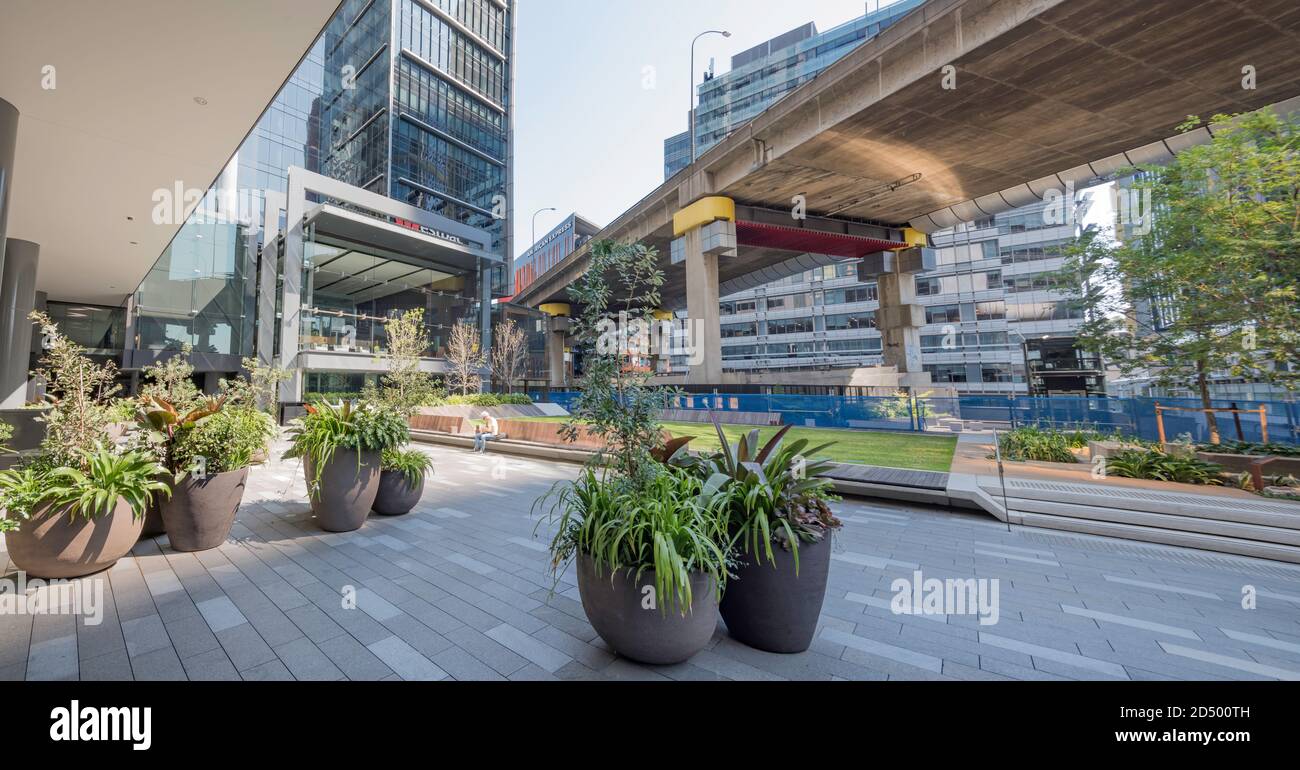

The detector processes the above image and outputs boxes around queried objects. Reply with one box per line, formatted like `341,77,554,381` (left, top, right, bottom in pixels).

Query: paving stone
182,648,241,681
317,634,394,681
366,635,447,681
274,636,345,681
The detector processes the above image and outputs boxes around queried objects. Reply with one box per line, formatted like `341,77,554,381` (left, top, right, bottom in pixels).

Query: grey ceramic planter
373,469,424,515
4,498,144,579
159,467,249,552
304,449,381,532
719,533,832,653
139,491,166,539
576,552,718,665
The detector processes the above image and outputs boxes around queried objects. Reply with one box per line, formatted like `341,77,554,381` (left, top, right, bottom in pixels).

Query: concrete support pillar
683,226,722,384
0,98,17,275
546,330,566,388
0,239,38,407
877,269,924,376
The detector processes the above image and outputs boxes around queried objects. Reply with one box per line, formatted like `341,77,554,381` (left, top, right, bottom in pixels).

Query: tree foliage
1063,109,1300,440
489,318,528,394
444,321,484,396
563,239,678,482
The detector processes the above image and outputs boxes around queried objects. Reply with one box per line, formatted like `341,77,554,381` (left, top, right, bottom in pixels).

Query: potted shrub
1,447,171,578
283,400,409,532
535,240,731,665
682,415,842,654
0,312,169,578
541,465,731,665
373,448,433,515
141,399,275,552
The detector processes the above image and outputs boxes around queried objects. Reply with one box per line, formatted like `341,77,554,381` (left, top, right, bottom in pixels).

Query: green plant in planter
0,447,170,530
997,426,1076,463
135,395,227,477
174,406,276,476
1107,449,1225,485
686,414,842,573
540,465,731,615
282,401,409,496
381,447,434,485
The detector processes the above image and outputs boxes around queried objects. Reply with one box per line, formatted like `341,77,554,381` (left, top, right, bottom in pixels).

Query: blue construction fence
528,390,1300,445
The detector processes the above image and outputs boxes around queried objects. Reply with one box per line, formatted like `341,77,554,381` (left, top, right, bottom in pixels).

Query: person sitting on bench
473,412,500,453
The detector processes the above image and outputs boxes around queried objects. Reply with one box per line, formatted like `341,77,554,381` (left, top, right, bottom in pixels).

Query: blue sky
511,0,890,258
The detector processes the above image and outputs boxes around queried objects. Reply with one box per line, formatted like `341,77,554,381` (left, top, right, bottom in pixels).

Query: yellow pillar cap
539,303,571,317
903,228,928,248
673,196,736,237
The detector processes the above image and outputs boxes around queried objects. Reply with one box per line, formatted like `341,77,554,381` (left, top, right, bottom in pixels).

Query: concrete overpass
515,0,1300,385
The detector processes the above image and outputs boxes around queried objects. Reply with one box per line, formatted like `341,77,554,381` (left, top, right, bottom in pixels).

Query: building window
925,304,961,324
767,318,814,335
924,363,968,383
975,300,1006,320
823,311,875,331
721,322,758,338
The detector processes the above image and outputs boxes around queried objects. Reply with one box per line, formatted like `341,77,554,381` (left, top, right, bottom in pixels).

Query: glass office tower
123,0,515,394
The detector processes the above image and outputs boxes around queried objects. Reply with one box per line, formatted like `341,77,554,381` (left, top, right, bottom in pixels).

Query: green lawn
512,417,956,472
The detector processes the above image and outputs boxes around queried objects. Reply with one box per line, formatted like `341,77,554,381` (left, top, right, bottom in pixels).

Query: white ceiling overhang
0,0,343,305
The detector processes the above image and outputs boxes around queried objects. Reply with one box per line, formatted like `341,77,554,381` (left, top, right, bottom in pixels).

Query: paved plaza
3,441,1300,682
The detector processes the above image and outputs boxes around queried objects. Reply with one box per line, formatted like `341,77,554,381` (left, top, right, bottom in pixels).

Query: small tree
29,311,121,470
221,356,292,415
563,239,678,481
445,321,484,396
490,319,528,394
1063,110,1300,442
141,343,201,411
379,308,436,415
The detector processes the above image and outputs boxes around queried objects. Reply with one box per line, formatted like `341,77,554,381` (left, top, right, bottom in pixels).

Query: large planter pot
720,534,832,653
139,491,166,539
576,553,718,665
372,470,423,516
4,498,144,579
303,449,380,532
159,467,249,552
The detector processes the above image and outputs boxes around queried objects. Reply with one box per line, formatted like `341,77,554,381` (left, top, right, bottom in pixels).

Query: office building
513,213,600,296
36,0,517,401
664,0,924,177
715,197,1102,395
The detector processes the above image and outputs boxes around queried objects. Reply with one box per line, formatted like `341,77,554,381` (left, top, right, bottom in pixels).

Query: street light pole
530,207,557,254
690,29,730,164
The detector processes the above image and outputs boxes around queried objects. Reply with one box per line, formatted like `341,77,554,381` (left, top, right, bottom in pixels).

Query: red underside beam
734,220,907,258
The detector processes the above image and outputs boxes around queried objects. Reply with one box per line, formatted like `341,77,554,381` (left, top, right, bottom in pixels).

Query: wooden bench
497,419,608,449
409,414,471,435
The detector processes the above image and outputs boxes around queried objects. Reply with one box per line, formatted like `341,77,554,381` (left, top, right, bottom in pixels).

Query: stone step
981,478,1300,530
1004,497,1300,547
1012,511,1300,565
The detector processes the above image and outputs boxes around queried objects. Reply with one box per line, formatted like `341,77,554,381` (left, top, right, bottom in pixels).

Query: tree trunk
1196,359,1220,444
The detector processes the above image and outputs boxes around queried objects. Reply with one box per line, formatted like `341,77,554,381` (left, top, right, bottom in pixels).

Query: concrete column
546,329,566,387
0,98,17,276
877,269,924,376
0,239,38,407
683,226,722,384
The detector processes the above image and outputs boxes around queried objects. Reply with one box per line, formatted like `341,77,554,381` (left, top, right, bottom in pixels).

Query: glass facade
119,0,513,388
134,221,256,356
299,232,483,359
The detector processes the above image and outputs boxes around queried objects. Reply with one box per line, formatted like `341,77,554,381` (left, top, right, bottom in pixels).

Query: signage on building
523,217,574,260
